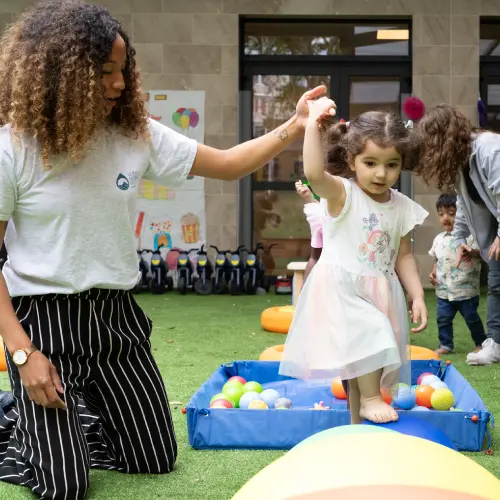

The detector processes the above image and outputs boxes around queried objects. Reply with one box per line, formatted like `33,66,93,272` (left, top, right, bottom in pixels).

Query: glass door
241,63,411,276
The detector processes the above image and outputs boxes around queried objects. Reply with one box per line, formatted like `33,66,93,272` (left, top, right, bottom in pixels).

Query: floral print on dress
358,212,396,272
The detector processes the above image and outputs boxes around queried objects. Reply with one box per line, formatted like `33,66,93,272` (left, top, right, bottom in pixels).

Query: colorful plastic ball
417,372,434,385
431,388,454,411
275,397,293,409
420,374,441,386
392,385,416,410
331,377,347,399
403,96,425,120
222,384,244,408
239,391,263,409
210,399,233,409
243,381,263,394
411,406,431,411
223,380,243,392
381,387,392,405
260,389,280,408
248,400,268,409
430,380,448,391
415,385,435,408
228,376,247,385
210,393,231,405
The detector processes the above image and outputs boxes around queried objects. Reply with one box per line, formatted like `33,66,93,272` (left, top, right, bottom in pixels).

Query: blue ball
239,391,262,409
411,405,431,411
392,385,416,410
260,389,281,408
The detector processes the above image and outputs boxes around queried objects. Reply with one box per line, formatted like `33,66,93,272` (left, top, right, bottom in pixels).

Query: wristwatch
11,344,39,366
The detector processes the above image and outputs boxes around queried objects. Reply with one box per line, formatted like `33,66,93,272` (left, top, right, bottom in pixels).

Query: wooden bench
287,261,307,305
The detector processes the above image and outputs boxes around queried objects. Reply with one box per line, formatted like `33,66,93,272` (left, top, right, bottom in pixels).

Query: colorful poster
135,91,206,255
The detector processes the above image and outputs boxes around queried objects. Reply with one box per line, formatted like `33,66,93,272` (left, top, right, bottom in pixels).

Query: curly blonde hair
0,0,149,164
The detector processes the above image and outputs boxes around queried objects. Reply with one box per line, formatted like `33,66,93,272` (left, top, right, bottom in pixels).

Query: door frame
238,61,412,248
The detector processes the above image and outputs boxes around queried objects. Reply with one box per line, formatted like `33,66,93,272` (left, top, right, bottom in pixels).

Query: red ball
181,408,187,414
417,372,434,385
210,399,233,409
472,415,479,423
227,376,247,385
403,96,425,120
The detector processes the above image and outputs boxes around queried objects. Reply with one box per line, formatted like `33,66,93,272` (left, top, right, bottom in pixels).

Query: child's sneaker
466,338,500,365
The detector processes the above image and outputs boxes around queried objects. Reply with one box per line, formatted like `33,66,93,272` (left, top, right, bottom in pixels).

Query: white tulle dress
279,178,428,389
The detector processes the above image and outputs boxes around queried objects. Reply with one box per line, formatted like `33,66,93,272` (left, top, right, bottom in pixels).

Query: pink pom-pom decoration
403,96,425,120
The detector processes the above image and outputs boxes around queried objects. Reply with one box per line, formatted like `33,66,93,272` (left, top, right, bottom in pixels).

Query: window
244,21,410,57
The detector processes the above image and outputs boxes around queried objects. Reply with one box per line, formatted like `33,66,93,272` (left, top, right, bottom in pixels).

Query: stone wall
2,0,499,282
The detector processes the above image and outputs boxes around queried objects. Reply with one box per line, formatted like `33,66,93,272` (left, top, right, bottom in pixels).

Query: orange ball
331,377,347,399
0,337,6,372
415,385,435,408
381,387,392,405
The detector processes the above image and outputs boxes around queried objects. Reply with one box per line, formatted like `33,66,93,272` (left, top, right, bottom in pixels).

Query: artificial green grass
0,291,498,499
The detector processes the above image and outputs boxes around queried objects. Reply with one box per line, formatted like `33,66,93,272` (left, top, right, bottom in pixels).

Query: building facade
2,0,500,285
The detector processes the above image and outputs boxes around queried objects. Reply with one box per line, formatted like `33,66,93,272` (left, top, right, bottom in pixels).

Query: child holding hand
280,100,428,424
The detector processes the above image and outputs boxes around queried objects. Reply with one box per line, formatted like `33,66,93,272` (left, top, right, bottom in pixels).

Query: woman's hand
18,352,66,409
410,297,428,333
488,236,500,261
295,86,336,130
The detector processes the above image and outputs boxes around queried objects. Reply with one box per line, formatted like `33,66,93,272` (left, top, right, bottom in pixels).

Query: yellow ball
248,400,268,409
431,388,454,410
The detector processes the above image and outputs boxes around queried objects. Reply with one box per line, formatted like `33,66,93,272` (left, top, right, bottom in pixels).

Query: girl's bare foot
359,395,398,423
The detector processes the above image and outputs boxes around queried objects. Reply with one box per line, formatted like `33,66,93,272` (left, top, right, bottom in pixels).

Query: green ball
210,393,231,405
222,385,244,408
243,381,263,394
222,380,243,393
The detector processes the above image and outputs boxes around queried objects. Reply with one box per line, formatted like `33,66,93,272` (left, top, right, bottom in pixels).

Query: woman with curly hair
0,1,335,498
415,104,500,366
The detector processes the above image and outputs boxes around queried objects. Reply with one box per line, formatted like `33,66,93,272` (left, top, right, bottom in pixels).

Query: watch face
13,350,27,365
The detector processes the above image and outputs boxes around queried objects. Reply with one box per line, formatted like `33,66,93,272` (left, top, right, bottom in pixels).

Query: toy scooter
243,243,270,294
194,244,214,295
133,249,151,294
210,245,232,294
177,248,197,294
228,245,247,295
149,245,173,294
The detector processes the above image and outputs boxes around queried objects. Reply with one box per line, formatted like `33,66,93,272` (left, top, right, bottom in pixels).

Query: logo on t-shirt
116,173,130,191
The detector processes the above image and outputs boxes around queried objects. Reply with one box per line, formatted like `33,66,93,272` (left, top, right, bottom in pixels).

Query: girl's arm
303,99,345,215
189,86,335,181
396,234,428,333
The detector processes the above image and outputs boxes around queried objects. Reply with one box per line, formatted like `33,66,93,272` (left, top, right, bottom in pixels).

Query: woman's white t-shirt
0,118,198,297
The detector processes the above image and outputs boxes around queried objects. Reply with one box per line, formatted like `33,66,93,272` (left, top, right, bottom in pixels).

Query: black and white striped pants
0,289,177,500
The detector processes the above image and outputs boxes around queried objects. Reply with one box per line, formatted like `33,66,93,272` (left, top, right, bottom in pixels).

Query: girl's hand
305,96,336,126
410,297,428,333
456,243,473,267
296,85,335,130
295,181,315,203
488,236,500,261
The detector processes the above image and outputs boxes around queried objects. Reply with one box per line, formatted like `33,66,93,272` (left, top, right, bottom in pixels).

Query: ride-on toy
177,248,197,294
243,243,270,294
133,249,151,293
228,245,247,295
210,245,232,294
149,245,174,294
194,245,214,295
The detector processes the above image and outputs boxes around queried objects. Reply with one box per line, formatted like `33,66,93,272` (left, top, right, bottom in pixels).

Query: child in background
429,193,486,355
280,103,428,425
295,180,322,283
